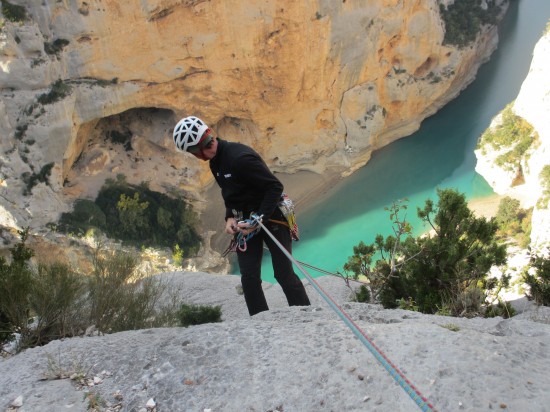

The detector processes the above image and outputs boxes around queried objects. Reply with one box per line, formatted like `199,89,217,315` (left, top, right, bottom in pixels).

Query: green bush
495,196,532,248
485,300,516,319
439,0,500,47
27,262,86,347
352,284,371,303
21,162,55,195
538,165,550,209
37,80,72,105
59,199,107,234
478,105,536,172
58,180,201,257
0,229,34,348
95,180,200,254
523,254,550,306
1,0,27,22
177,303,222,327
44,38,69,56
345,189,507,316
1,232,182,352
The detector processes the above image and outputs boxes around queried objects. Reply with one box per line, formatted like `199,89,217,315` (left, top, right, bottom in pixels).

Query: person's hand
225,218,238,235
237,220,257,235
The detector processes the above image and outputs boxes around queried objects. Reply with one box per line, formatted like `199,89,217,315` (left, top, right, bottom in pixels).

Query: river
252,0,550,283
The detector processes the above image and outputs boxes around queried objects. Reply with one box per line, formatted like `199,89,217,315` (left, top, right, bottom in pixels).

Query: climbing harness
249,213,438,412
222,192,300,257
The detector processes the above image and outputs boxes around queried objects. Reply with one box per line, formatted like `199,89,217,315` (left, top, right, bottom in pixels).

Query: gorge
1,0,541,274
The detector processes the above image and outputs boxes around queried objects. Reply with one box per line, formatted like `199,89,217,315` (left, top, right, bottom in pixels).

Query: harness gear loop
278,193,299,241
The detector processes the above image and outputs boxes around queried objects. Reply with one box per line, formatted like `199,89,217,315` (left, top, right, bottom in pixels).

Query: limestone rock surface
0,0,507,264
475,32,550,251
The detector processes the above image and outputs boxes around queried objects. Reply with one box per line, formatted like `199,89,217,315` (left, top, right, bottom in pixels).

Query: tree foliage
495,196,531,248
1,0,27,22
0,232,187,352
538,165,550,209
59,179,201,258
0,228,34,346
478,104,536,172
177,303,222,327
523,253,550,306
439,0,500,47
344,189,507,316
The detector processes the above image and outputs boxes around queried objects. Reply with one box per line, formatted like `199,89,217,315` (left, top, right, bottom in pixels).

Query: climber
173,116,311,316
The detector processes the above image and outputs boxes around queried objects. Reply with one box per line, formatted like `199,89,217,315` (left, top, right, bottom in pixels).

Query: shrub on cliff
0,232,183,353
477,104,536,172
1,0,27,22
37,80,72,105
0,229,34,348
495,196,532,248
523,253,550,306
59,178,201,259
58,199,107,235
344,189,507,316
538,165,550,209
439,0,500,47
177,303,222,327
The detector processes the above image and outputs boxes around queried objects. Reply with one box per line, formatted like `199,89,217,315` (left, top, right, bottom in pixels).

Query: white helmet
173,116,209,152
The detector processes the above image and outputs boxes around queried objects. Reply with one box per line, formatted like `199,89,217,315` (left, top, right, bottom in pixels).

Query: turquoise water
240,0,550,283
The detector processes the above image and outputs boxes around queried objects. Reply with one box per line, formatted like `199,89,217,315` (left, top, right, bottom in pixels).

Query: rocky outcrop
475,31,550,251
0,0,507,259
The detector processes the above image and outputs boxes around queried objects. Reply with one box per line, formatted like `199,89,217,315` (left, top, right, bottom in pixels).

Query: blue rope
251,214,438,412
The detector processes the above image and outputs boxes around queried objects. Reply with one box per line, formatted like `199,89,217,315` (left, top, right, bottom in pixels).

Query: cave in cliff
63,108,187,200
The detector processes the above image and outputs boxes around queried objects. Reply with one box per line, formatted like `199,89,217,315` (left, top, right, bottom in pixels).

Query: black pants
237,219,311,316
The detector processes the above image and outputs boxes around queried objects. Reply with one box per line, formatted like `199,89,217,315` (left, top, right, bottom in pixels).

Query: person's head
173,116,217,161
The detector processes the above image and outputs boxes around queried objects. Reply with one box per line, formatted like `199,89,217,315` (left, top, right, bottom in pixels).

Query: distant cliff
0,0,507,250
475,28,550,251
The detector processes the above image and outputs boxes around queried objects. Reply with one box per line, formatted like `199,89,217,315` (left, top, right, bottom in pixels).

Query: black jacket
209,138,283,221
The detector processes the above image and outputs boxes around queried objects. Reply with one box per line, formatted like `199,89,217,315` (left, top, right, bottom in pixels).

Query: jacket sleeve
233,153,283,219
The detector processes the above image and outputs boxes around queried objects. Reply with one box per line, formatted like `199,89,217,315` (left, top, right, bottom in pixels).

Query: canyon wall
475,30,550,251
0,0,506,244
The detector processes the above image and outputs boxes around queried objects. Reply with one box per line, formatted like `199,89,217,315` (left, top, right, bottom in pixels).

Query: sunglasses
187,134,213,154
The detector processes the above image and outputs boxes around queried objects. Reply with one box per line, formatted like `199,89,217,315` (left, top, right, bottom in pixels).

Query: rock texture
1,272,549,412
0,0,507,239
475,31,550,251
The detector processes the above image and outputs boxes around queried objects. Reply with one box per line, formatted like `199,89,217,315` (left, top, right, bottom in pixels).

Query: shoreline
199,168,345,269
198,168,505,274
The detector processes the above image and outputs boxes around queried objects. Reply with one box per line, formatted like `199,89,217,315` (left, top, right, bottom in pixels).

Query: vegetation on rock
21,162,54,195
538,165,550,209
44,38,70,56
439,0,501,47
495,196,532,248
177,303,222,327
344,189,510,317
1,0,27,23
523,253,550,306
478,104,537,172
37,79,72,105
0,230,220,353
58,176,201,259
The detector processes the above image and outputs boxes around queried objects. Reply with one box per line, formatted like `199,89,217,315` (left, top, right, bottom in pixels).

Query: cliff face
0,0,506,234
475,31,550,250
